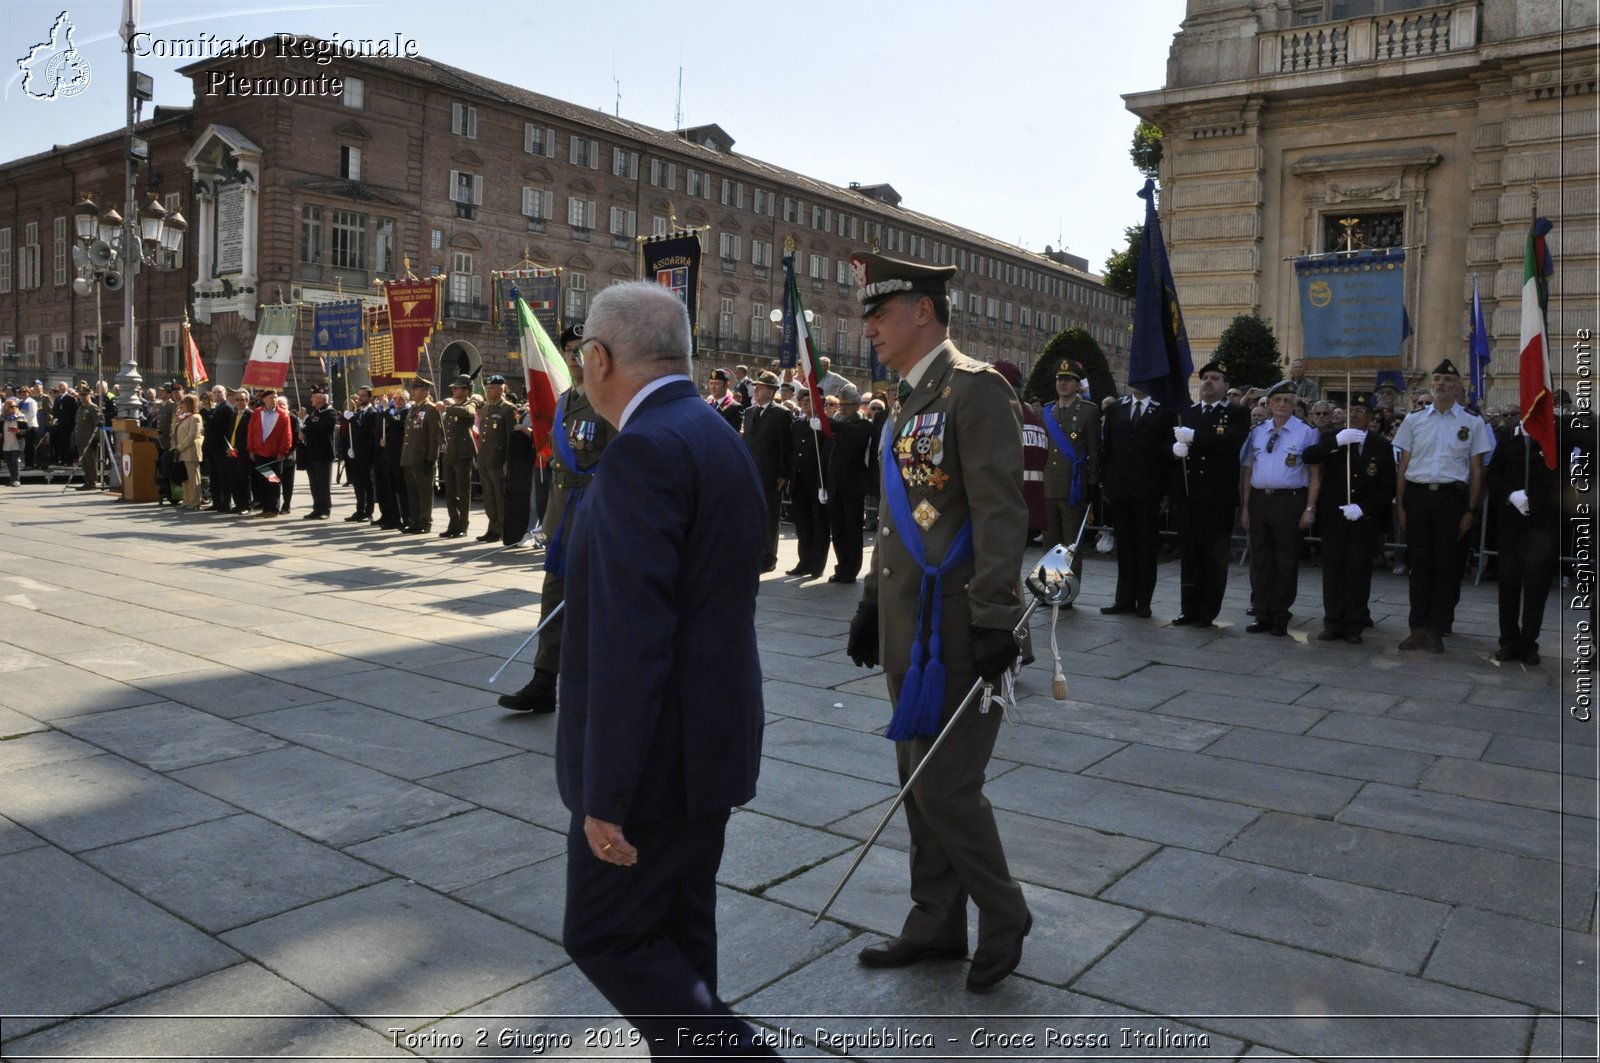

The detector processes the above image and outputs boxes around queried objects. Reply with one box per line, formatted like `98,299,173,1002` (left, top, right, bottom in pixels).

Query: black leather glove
971,626,1020,683
847,602,880,668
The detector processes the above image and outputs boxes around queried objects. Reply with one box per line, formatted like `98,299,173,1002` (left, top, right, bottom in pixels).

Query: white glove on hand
347,448,355,459
1172,442,1190,458
1509,489,1530,515
1340,503,1363,521
808,417,822,431
342,410,355,420
1174,426,1195,444
1335,428,1365,447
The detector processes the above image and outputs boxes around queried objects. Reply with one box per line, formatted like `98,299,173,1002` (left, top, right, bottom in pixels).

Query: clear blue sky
3,0,1187,269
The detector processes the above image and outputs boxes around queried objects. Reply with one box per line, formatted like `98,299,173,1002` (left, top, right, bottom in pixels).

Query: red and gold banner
383,276,440,377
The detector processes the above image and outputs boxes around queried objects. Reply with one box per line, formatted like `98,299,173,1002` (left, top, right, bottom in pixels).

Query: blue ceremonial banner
496,273,559,351
1127,179,1194,409
1296,250,1407,370
311,300,363,354
642,232,702,355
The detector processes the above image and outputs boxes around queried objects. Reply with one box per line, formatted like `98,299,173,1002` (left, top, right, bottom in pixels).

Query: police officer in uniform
299,385,338,519
400,377,441,534
1392,359,1495,653
439,375,481,539
843,251,1031,994
500,337,613,713
1170,361,1250,627
1040,360,1100,570
475,374,516,543
1240,380,1322,635
1303,394,1394,643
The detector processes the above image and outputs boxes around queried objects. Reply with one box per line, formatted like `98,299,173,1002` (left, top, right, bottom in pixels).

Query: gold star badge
913,499,939,531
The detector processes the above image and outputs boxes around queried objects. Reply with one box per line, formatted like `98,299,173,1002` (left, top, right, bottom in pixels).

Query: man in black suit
1100,386,1176,618
203,386,235,512
742,369,791,573
826,385,875,584
344,387,377,523
556,280,776,1057
786,388,831,578
1304,393,1395,643
300,386,338,519
223,389,254,514
1170,361,1250,627
1486,420,1559,665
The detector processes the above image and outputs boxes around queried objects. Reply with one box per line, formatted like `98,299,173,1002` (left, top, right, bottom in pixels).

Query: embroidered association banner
642,233,702,354
241,304,297,389
1296,250,1407,370
495,272,560,354
312,300,364,357
384,276,440,377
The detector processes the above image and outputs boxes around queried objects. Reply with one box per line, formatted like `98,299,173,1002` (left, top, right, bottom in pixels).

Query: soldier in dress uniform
1041,360,1101,572
1170,361,1250,627
843,251,1031,994
439,374,482,539
300,385,338,519
1240,380,1322,635
786,388,832,578
1391,358,1494,653
500,337,613,713
742,370,791,573
475,374,516,543
154,382,179,505
71,385,102,490
826,384,876,584
1303,393,1395,643
400,377,441,534
707,368,744,432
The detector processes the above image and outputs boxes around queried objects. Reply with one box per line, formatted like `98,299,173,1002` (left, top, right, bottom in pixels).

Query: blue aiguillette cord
544,392,596,578
879,417,973,741
1041,401,1087,508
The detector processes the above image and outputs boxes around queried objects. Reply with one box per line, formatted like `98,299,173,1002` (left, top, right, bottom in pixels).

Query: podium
115,419,159,502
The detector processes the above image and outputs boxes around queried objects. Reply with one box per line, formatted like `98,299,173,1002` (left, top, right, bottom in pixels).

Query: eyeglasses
575,337,603,368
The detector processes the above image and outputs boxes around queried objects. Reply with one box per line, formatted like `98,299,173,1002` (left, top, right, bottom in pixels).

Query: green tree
1131,119,1164,180
1101,224,1141,300
1212,312,1284,389
1025,327,1118,407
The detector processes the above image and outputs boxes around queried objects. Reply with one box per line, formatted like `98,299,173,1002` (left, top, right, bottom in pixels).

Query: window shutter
449,169,461,201
472,174,484,206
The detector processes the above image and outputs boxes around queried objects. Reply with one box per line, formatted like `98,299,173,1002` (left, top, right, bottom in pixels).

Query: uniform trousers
305,457,333,516
827,491,866,580
1106,496,1160,610
348,457,373,517
563,809,777,1059
1319,511,1379,636
532,571,566,675
1044,497,1090,574
789,477,830,575
443,458,473,532
1497,511,1557,656
1246,488,1306,625
375,458,403,525
403,464,434,530
480,463,505,538
889,670,1029,953
1176,497,1236,624
1402,484,1468,634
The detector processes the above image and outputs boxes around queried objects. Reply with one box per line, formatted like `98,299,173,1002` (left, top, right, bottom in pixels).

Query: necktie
897,381,913,404
1132,401,1143,426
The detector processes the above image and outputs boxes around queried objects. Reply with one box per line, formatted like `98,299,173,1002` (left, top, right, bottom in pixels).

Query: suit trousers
1044,497,1090,573
444,458,473,532
1177,498,1236,624
889,670,1029,953
1107,495,1160,610
564,809,777,1059
349,457,373,517
1246,488,1306,624
1319,512,1378,635
760,485,781,568
404,464,433,530
790,478,829,574
532,570,566,675
480,463,505,537
279,457,296,510
1497,512,1556,655
375,459,403,524
252,458,283,513
306,457,333,515
827,491,866,580
228,455,253,512
1403,485,1468,634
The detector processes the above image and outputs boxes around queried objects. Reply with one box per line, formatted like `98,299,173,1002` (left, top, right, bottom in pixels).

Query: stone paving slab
742,756,899,829
1419,755,1587,813
720,809,855,892
1530,1014,1598,1061
0,752,235,852
451,854,567,941
1481,733,1598,778
419,751,568,833
1073,917,1532,1060
430,704,559,754
1202,726,1436,786
173,746,470,847
245,699,521,778
129,670,339,718
761,716,907,782
1148,689,1329,733
1083,743,1363,816
1422,906,1596,1013
0,663,165,721
1308,711,1495,759
1101,848,1449,972
0,846,241,1038
760,679,890,733
0,728,106,774
1338,782,1590,866
0,814,44,856
1391,695,1594,746
1017,695,1232,750
52,700,287,772
345,809,564,893
220,878,567,1033
990,719,1126,773
419,961,643,1059
1288,683,1404,716
0,705,48,737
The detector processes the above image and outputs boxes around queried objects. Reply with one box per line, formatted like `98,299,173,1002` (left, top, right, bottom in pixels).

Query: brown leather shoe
1426,633,1445,654
1397,631,1430,651
967,914,1032,993
857,937,966,969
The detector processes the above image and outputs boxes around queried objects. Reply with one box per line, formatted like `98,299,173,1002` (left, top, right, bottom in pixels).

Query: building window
570,136,599,168
612,147,639,179
568,197,596,230
330,210,367,270
449,251,480,306
451,101,477,138
525,123,555,157
340,145,361,181
51,333,67,369
652,215,668,237
522,187,553,221
686,169,709,198
53,216,67,286
751,240,772,268
343,76,363,108
752,188,772,216
836,260,851,286
375,217,395,275
986,297,999,321
750,304,766,344
811,204,831,230
650,159,676,189
449,170,483,219
836,317,849,354
720,179,744,208
719,232,741,261
431,228,442,252
300,207,322,264
566,271,588,318
1322,210,1405,251
783,197,801,223
609,206,637,237
18,223,40,290
719,298,735,338
809,254,827,280
158,323,180,373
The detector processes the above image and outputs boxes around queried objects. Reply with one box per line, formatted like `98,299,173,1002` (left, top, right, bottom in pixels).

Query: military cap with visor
850,252,957,316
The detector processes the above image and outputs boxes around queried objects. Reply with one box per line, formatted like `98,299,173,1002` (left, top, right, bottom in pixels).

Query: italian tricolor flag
783,255,830,437
513,288,572,461
1518,217,1557,469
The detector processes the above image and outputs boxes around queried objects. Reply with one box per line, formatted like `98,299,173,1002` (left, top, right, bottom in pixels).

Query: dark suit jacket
301,406,338,462
742,401,791,488
556,378,767,825
827,413,877,496
1176,400,1250,504
1305,427,1397,524
790,413,832,490
203,404,235,461
1102,396,1177,502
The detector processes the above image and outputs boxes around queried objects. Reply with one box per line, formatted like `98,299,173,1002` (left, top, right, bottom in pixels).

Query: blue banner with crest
1296,250,1407,370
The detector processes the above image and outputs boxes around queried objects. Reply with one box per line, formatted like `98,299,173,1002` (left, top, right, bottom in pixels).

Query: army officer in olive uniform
439,375,482,539
1040,359,1100,571
843,251,1031,994
500,337,614,714
475,374,516,543
400,377,442,534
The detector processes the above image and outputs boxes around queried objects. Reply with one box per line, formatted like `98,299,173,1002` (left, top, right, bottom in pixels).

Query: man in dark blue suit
555,281,778,1058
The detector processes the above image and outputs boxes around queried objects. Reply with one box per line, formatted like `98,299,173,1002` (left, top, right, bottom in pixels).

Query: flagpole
1345,370,1352,504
